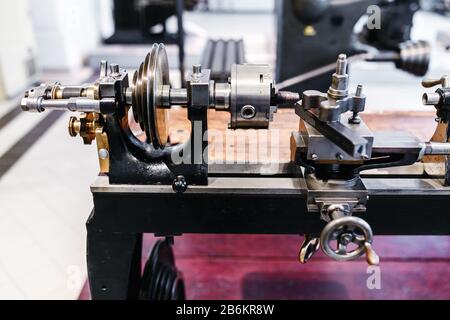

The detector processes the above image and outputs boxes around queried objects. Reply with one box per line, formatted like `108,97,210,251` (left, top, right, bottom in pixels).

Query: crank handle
320,213,380,266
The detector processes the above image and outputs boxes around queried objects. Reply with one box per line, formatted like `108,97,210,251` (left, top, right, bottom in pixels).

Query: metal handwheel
320,215,377,263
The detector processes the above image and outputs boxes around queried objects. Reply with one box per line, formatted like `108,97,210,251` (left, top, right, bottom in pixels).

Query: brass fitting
68,112,99,145
68,112,109,173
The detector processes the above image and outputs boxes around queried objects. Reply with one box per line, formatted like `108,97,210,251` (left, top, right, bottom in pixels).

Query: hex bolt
336,54,347,75
349,84,363,124
355,84,363,97
193,64,202,75
110,64,120,75
172,175,188,194
329,54,349,99
100,60,108,78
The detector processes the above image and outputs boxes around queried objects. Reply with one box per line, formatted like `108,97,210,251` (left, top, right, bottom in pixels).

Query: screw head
336,153,344,160
241,105,256,119
311,154,319,161
340,233,354,245
98,149,109,160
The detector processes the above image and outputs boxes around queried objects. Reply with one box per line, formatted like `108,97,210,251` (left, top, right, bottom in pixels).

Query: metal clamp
296,54,372,160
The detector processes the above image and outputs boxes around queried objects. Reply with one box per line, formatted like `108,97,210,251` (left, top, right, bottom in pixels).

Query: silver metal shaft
21,97,100,113
423,142,450,155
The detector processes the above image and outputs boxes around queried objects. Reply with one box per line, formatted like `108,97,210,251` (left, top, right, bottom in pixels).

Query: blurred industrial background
0,0,449,299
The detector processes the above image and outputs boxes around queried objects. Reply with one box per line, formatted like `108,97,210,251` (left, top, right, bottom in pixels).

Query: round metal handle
320,216,373,261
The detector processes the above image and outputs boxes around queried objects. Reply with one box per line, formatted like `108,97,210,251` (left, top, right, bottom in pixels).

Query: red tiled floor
79,234,450,300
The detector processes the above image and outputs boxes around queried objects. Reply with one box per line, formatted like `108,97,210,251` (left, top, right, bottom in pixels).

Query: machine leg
87,229,142,300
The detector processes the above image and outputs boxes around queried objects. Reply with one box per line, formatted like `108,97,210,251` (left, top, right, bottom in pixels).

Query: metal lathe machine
21,44,450,300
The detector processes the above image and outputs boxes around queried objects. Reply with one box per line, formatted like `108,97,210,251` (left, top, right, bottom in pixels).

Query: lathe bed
86,164,450,299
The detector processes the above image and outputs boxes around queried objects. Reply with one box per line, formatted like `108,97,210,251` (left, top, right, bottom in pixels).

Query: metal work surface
91,174,450,195
91,175,305,194
89,173,450,236
363,177,450,195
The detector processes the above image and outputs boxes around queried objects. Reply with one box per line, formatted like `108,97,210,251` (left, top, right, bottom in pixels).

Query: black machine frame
86,164,450,299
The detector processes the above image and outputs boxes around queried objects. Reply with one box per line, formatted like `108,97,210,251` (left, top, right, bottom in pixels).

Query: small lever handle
299,235,320,264
422,76,450,88
364,242,380,266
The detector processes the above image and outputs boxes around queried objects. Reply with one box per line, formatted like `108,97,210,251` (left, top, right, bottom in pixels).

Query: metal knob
320,215,379,265
172,176,188,194
68,116,81,137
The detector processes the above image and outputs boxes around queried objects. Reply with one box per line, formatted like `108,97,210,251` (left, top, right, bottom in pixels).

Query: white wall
96,0,114,40
0,0,36,99
208,0,275,12
28,0,102,71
